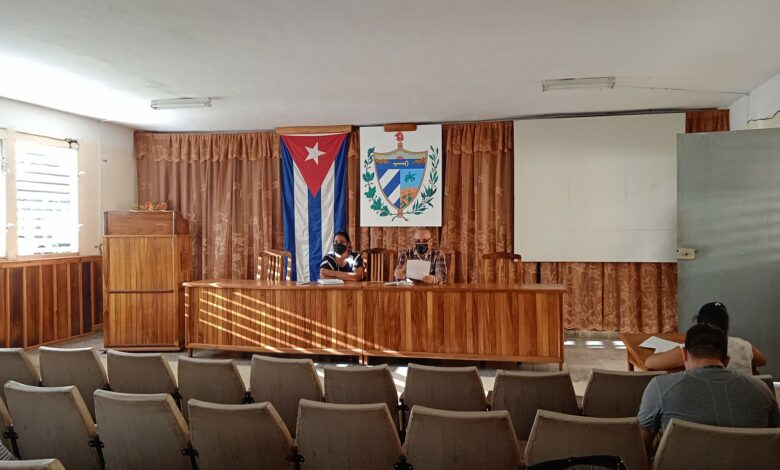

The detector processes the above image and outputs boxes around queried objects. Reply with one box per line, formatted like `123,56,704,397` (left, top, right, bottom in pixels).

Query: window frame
0,130,81,260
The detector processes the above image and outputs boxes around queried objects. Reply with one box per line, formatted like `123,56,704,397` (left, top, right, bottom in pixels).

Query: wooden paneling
41,265,54,344
93,263,103,326
275,125,352,135
10,268,23,348
184,281,565,365
105,211,188,236
25,266,40,347
81,262,92,333
0,272,6,347
103,211,190,350
0,256,102,350
107,293,177,347
187,285,364,355
69,263,81,337
106,237,176,291
55,263,70,340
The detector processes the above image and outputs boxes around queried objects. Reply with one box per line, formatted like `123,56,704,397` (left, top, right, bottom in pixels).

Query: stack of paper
639,336,684,353
317,278,344,285
406,260,431,281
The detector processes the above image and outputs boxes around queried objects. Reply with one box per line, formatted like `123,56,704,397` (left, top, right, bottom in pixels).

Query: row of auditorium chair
0,347,778,469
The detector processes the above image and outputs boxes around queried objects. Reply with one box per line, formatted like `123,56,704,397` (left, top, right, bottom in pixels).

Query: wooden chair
480,252,522,283
256,250,292,282
439,248,455,281
362,248,397,282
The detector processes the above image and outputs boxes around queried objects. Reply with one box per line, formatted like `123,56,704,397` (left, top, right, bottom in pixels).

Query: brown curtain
522,262,677,333
347,121,514,282
135,132,283,280
686,109,730,133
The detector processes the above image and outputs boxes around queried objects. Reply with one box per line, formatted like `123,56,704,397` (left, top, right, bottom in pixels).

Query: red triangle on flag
281,134,346,197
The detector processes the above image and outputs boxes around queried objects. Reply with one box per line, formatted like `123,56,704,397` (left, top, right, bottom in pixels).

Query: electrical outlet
677,247,696,260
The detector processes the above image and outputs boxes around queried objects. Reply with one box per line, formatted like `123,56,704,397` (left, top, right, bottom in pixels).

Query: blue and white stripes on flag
280,133,349,282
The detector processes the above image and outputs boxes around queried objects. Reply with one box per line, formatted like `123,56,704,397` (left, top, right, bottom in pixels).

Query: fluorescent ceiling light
542,76,616,92
150,97,211,109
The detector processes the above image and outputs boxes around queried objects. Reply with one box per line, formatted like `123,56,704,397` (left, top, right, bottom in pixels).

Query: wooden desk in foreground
184,281,566,365
620,332,685,371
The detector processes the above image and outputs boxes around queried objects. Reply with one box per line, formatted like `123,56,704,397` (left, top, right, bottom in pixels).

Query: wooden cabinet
103,211,191,350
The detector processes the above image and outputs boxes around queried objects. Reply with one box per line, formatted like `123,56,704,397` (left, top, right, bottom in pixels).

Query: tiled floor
26,330,629,397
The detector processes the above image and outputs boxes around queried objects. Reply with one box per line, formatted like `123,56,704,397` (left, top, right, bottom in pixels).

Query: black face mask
334,243,348,255
415,243,429,255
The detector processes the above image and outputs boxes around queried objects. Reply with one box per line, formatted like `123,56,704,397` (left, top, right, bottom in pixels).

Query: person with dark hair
319,231,364,282
638,323,779,454
645,301,766,373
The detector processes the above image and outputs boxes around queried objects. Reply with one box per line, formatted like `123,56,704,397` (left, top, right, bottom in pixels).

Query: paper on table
406,260,431,281
639,336,684,353
317,278,344,285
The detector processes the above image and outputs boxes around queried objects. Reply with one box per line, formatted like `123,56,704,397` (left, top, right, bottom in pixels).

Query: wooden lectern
103,211,191,350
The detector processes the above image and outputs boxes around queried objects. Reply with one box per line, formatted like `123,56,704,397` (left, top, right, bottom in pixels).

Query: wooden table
620,332,685,371
362,283,565,364
184,280,566,365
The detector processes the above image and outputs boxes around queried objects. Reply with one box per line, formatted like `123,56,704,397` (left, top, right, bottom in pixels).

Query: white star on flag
304,142,326,164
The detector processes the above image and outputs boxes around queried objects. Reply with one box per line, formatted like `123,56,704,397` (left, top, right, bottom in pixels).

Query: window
15,140,78,256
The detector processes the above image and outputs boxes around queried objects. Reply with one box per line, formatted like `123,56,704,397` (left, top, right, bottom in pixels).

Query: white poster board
513,113,684,262
359,125,443,227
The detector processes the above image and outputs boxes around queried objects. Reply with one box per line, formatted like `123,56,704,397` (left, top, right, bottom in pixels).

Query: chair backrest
582,369,666,418
323,364,399,427
257,250,292,282
4,381,100,470
94,390,192,470
404,405,521,470
106,350,177,395
249,355,324,434
178,357,246,421
296,399,403,469
189,399,294,470
525,410,648,470
527,455,628,470
439,248,455,278
38,346,108,420
480,252,522,283
403,363,486,412
653,418,780,469
491,370,579,440
0,396,13,452
0,349,40,402
0,459,66,470
362,248,397,282
755,374,775,393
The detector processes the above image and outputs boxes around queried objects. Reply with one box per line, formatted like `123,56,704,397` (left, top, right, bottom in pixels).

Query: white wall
514,113,684,262
0,98,136,257
730,71,780,130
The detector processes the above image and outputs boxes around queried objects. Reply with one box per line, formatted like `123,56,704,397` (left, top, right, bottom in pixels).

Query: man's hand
422,274,435,284
320,268,336,279
394,266,406,280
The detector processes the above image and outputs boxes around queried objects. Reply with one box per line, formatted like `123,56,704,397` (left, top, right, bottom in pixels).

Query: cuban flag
280,133,349,282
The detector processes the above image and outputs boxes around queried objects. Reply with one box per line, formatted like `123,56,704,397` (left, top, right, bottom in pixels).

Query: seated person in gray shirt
638,323,779,454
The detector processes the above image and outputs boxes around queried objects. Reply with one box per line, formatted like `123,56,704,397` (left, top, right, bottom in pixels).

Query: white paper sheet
639,336,683,353
406,260,431,281
317,278,344,285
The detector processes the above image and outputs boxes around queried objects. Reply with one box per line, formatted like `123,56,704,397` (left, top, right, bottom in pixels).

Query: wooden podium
103,211,191,350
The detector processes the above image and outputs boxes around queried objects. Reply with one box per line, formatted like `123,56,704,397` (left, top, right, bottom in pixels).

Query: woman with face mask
319,231,365,282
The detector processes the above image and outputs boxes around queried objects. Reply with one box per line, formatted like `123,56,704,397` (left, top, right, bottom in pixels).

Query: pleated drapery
134,111,729,333
136,132,283,280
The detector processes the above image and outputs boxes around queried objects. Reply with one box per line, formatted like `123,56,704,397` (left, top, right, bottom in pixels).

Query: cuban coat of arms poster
359,125,443,227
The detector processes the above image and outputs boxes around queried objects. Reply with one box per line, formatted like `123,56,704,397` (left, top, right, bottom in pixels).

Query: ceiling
1,0,779,132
